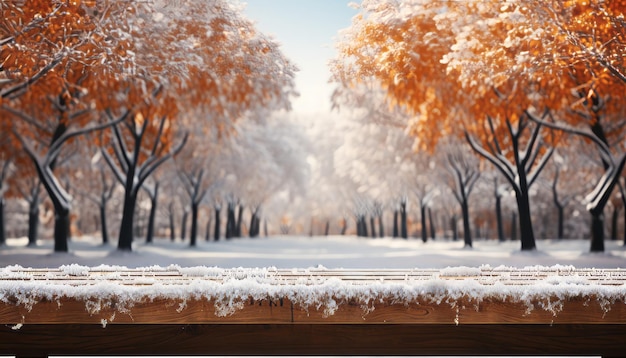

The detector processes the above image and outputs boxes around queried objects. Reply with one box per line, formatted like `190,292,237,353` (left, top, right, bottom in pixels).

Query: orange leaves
1,0,296,165
334,0,626,158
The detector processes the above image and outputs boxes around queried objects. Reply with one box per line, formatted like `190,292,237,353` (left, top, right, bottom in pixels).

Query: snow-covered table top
1,264,625,326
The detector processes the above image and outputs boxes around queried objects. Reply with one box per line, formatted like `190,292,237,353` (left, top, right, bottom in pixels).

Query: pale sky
243,1,358,117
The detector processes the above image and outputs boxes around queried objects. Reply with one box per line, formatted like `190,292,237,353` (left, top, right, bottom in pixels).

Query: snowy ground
1,235,625,269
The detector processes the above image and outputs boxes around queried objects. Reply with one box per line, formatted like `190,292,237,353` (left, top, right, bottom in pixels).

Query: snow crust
1,264,625,324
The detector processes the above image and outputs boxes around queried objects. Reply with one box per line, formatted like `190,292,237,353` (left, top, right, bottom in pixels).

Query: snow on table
1,264,625,326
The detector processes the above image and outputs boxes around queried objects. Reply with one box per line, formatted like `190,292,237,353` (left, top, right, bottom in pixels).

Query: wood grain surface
1,323,625,356
1,295,624,324
2,267,626,356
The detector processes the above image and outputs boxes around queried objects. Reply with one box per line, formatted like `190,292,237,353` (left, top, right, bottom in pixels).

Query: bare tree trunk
145,183,159,244
214,206,221,241
400,201,407,239
168,203,176,242
249,209,260,238
510,212,517,241
181,208,189,242
0,197,4,246
205,216,211,241
590,212,605,252
495,194,505,242
428,208,436,240
420,204,427,243
27,201,39,247
226,202,235,239
461,201,472,248
189,202,199,247
100,203,109,245
393,210,399,238
117,191,136,251
235,205,243,237
611,206,619,240
450,215,458,241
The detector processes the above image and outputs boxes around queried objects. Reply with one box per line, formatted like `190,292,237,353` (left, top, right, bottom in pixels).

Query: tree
0,130,15,246
512,0,626,251
1,1,149,251
332,0,559,251
213,116,309,239
11,167,42,247
141,180,159,244
332,79,421,239
2,1,297,252
440,140,481,248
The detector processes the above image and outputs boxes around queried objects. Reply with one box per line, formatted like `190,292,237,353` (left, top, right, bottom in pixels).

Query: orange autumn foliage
333,0,626,153
1,0,297,161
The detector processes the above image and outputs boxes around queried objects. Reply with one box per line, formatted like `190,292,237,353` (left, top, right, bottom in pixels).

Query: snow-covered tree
332,0,560,251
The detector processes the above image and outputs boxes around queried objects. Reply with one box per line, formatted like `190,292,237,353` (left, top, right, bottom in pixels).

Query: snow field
1,235,626,269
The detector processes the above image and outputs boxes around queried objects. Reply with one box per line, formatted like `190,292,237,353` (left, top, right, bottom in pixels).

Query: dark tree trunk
356,216,368,237
235,205,244,238
495,195,505,242
428,208,436,240
205,216,211,241
100,203,109,245
53,207,70,252
378,214,384,238
117,191,137,251
461,200,472,248
37,178,72,252
250,215,257,238
590,212,605,252
0,197,5,246
255,215,261,237
264,219,268,237
27,205,39,247
420,204,427,243
133,207,144,239
610,206,619,240
393,210,399,238
105,115,188,252
450,215,458,241
226,203,235,239
361,216,368,237
510,212,518,241
622,207,626,246
516,192,535,250
340,218,347,235
552,173,566,240
181,209,189,242
370,216,377,238
254,215,261,237
400,202,407,239
324,220,330,236
249,211,259,238
189,202,199,247
214,206,221,241
145,184,159,244
169,203,176,242
556,204,565,240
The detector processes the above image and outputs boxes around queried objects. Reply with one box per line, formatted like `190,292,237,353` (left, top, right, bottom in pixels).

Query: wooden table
1,265,625,357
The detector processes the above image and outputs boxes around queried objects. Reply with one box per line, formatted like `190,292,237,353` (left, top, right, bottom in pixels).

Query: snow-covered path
1,235,625,269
